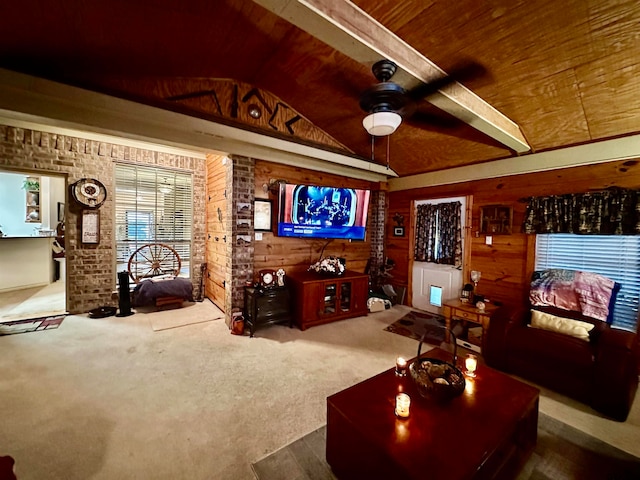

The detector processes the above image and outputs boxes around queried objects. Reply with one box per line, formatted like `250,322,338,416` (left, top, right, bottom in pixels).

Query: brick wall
0,125,206,314
225,155,255,325
369,190,387,277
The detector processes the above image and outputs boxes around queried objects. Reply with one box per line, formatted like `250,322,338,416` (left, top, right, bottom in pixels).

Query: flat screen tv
277,183,371,240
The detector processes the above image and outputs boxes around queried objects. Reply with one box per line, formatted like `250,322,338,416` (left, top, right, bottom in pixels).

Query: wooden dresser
288,270,369,330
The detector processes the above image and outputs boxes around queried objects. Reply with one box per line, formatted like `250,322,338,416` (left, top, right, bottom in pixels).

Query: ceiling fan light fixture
362,111,402,136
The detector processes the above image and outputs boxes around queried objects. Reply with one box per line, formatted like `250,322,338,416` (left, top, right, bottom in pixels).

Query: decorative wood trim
0,69,395,182
388,133,640,191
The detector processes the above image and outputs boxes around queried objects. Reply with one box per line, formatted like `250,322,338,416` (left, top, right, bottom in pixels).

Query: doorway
411,196,466,314
0,170,67,321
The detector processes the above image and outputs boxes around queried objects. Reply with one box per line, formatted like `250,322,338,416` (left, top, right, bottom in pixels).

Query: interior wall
388,158,640,311
205,153,229,311
253,160,378,277
0,124,206,314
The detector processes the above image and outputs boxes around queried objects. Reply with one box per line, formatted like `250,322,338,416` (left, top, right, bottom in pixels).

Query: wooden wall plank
205,153,229,310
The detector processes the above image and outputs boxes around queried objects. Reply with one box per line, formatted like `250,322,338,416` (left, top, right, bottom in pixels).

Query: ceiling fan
358,59,486,136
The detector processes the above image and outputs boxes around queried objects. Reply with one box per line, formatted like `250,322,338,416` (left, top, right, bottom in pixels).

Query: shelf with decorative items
23,176,41,223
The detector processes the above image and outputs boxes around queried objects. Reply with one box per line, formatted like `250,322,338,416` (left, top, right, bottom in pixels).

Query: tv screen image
278,184,370,240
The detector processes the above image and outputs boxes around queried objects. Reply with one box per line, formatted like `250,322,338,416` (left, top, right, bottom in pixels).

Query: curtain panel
523,189,640,235
414,202,462,266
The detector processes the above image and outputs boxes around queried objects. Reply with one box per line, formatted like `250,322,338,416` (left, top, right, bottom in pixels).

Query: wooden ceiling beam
254,0,531,153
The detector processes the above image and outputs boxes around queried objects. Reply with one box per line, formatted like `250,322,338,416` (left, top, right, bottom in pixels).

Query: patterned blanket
529,269,615,321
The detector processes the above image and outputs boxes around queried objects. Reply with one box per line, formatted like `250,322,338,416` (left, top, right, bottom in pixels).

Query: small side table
244,285,293,337
442,299,500,352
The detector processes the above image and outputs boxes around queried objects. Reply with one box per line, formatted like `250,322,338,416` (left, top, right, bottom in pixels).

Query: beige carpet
0,304,638,480
1,281,66,321
136,299,225,331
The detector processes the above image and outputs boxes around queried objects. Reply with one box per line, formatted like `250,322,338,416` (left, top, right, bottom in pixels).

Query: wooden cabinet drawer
453,309,479,323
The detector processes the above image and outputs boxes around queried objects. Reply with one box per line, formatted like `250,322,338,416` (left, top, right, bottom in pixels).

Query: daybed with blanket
128,243,194,307
485,269,639,421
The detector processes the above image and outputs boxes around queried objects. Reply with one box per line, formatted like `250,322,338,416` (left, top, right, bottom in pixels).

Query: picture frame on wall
81,209,100,244
480,205,513,235
254,199,273,232
393,226,405,237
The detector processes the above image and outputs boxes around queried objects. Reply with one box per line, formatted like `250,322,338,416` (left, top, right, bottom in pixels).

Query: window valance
523,188,640,235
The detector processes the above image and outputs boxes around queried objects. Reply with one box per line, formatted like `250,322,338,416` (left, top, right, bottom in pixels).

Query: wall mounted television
277,183,371,240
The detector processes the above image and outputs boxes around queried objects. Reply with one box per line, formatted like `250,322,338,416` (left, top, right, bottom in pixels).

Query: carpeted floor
135,299,225,331
1,304,639,479
0,314,65,336
252,412,640,480
384,309,446,342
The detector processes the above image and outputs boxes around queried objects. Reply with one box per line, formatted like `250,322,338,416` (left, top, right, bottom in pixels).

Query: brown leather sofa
485,305,639,421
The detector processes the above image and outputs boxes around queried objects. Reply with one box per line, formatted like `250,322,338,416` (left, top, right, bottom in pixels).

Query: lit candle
395,356,407,376
465,354,478,377
395,393,410,418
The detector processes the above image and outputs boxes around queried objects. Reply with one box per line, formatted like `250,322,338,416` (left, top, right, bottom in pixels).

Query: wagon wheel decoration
127,243,181,283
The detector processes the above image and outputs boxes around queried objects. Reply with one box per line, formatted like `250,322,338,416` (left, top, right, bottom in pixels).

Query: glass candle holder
395,393,410,418
395,356,407,376
465,354,478,377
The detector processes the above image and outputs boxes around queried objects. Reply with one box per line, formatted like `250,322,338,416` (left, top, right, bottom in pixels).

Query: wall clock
71,178,107,208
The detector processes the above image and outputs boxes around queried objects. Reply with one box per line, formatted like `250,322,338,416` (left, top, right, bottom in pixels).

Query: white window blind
115,164,193,279
535,234,640,331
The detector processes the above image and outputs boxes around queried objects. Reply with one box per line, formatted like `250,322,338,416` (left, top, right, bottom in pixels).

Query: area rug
141,299,225,331
384,309,446,342
2,281,66,321
0,314,65,336
252,413,640,480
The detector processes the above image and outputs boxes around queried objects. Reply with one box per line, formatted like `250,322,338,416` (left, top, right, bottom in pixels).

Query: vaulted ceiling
0,0,639,179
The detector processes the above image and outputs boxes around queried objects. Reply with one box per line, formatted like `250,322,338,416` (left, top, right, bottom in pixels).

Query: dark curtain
414,202,462,266
523,189,640,235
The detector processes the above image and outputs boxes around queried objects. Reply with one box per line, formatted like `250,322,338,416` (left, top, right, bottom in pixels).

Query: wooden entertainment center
288,270,369,330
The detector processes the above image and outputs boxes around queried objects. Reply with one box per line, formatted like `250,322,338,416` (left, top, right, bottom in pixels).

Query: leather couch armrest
484,306,528,369
592,328,639,421
598,327,638,351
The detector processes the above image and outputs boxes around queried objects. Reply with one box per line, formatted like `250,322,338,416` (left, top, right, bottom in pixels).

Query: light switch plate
485,235,493,245
255,232,263,241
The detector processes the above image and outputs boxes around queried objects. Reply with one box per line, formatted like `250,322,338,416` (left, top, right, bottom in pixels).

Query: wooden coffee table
326,348,539,480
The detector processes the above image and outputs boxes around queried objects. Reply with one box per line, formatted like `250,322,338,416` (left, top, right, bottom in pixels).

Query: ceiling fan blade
406,61,488,102
404,107,506,148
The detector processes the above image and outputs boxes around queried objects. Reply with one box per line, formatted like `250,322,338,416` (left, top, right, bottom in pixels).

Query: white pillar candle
395,393,410,418
395,356,407,376
465,354,478,377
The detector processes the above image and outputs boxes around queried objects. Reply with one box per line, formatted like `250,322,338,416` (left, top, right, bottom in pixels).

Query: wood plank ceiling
0,0,638,178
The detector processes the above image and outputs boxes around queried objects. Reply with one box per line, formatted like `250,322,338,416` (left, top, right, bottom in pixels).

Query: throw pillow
530,309,595,342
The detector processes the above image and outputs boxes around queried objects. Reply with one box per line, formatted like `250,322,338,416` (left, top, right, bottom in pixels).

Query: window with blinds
535,234,640,331
115,164,193,279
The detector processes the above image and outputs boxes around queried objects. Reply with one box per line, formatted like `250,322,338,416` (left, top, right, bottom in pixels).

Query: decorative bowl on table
409,328,466,402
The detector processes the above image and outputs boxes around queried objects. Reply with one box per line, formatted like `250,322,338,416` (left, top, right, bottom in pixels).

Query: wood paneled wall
253,161,377,278
388,159,640,311
205,153,228,310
